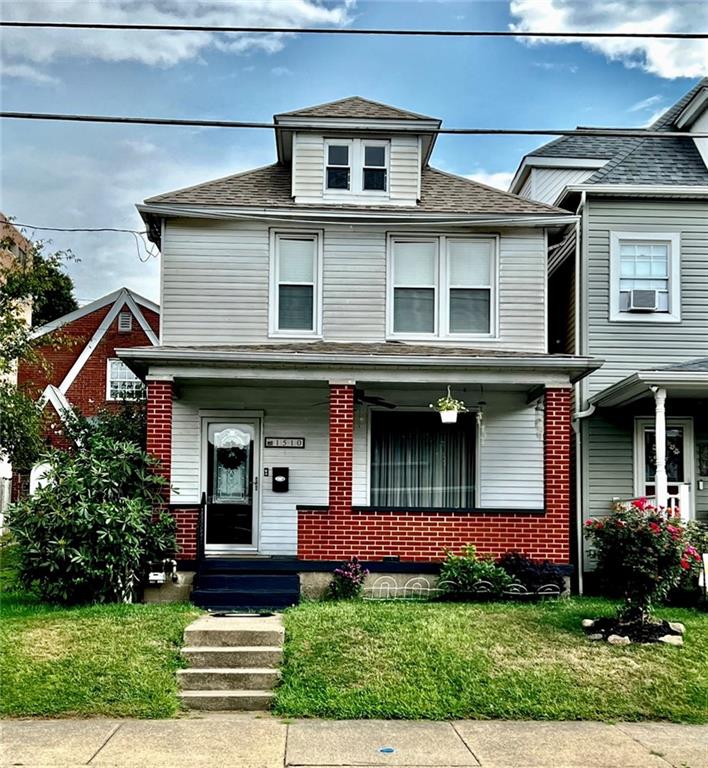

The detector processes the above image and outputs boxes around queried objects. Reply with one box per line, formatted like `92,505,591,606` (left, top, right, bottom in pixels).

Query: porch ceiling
590,368,708,408
118,341,602,388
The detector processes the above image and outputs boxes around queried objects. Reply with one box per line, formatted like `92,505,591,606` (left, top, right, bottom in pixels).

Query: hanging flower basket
430,386,467,424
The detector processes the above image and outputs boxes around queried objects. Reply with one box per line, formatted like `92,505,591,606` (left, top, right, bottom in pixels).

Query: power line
2,111,705,138
9,222,158,262
0,21,705,39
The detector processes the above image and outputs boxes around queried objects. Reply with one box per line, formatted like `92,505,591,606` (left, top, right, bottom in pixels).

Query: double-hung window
324,139,388,195
610,232,681,322
362,142,387,191
326,143,351,190
390,236,496,338
107,359,144,401
271,232,321,336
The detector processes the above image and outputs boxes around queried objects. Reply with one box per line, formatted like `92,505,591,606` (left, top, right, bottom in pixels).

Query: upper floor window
107,359,144,401
324,139,388,195
270,231,322,336
388,236,496,338
363,143,387,191
610,232,681,322
326,143,351,190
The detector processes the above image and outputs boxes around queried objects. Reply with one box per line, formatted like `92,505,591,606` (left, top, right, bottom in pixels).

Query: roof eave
118,345,602,384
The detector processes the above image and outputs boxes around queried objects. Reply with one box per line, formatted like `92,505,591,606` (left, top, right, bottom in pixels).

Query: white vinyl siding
161,220,547,352
292,133,419,206
518,167,597,205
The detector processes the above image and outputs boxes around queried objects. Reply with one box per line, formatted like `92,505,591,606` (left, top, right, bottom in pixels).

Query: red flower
680,558,691,570
634,497,648,511
649,522,661,534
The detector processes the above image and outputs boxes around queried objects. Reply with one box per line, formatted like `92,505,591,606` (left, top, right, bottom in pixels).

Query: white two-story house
511,78,708,586
125,97,600,607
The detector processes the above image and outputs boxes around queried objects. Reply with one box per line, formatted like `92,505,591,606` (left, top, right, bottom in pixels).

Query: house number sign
265,437,305,449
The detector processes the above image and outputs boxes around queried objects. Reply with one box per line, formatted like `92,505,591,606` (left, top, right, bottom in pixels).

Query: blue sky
0,0,705,303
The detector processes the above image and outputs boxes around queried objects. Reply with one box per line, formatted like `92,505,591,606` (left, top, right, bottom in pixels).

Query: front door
635,417,694,515
203,420,260,553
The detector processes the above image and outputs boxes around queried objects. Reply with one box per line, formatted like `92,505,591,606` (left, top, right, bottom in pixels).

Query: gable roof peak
274,95,439,123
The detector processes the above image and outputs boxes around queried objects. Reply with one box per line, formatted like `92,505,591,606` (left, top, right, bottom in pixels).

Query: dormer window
326,143,351,190
323,138,389,196
363,143,387,191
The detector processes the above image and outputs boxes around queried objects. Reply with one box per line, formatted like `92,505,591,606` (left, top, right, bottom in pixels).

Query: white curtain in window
371,412,475,508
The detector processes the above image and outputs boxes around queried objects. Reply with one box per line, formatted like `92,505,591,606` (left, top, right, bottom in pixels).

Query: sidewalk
1,715,706,768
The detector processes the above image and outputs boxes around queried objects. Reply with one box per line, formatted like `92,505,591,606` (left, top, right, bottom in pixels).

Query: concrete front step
178,667,280,691
183,616,284,648
179,690,273,711
181,645,283,668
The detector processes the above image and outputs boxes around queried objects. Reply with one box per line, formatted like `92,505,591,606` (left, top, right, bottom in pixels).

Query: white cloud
465,171,515,191
0,63,60,85
1,1,352,77
2,138,269,302
628,94,662,112
510,0,708,79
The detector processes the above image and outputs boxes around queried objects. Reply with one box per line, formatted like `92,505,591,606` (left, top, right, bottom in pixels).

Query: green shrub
496,551,566,592
7,434,175,604
439,544,512,598
666,521,708,607
584,499,700,624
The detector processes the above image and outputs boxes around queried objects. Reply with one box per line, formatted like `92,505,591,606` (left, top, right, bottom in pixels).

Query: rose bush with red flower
585,499,699,624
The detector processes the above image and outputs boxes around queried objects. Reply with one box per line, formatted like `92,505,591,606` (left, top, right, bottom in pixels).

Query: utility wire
9,222,158,262
0,21,705,38
1,112,705,138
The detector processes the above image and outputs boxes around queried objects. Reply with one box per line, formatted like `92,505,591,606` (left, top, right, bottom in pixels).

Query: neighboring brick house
123,96,602,608
14,287,159,495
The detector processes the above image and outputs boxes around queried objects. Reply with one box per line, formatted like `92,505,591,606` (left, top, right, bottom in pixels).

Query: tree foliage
0,231,78,469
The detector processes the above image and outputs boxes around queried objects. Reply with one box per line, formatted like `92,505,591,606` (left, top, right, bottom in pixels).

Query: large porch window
370,411,475,508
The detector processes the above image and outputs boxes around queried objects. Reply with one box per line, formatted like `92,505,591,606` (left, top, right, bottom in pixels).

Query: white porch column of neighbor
651,386,669,510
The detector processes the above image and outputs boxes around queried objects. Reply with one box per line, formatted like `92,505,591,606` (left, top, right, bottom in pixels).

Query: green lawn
275,599,708,723
0,547,201,718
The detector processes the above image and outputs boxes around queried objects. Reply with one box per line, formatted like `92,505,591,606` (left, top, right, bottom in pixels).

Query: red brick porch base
297,387,572,564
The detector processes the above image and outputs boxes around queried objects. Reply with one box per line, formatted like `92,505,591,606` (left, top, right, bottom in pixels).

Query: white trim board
32,287,159,340
58,292,159,395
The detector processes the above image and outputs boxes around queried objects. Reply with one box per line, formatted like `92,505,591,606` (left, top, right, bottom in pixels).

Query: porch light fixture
476,400,487,443
535,398,545,441
430,385,467,424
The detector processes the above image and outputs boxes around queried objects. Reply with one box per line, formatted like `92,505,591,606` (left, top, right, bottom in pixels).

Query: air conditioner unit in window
628,289,659,312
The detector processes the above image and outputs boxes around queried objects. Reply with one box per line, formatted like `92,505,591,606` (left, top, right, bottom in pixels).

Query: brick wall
298,386,573,564
146,379,198,560
328,384,355,514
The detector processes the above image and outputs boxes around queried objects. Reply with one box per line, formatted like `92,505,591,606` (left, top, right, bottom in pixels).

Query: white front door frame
633,416,695,519
200,413,263,554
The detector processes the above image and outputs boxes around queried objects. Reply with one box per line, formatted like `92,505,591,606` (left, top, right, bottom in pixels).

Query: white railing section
612,483,691,522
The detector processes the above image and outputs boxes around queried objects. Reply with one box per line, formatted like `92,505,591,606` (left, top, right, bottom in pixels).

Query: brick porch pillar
328,381,356,515
544,387,573,564
146,378,173,502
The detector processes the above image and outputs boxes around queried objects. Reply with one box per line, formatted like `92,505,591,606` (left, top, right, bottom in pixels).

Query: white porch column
652,386,668,509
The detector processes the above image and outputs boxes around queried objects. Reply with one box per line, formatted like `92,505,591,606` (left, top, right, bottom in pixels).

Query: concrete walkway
1,715,706,768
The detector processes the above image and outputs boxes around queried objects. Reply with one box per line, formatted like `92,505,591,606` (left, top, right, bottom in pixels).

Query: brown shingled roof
144,164,565,216
275,96,437,122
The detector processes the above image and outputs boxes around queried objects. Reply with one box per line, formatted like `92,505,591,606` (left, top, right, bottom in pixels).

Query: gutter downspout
573,191,587,595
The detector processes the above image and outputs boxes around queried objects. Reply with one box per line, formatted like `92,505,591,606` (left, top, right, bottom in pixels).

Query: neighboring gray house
124,96,600,609
511,78,708,583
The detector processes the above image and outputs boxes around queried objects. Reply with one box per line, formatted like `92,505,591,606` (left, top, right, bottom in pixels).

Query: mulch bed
585,617,682,643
